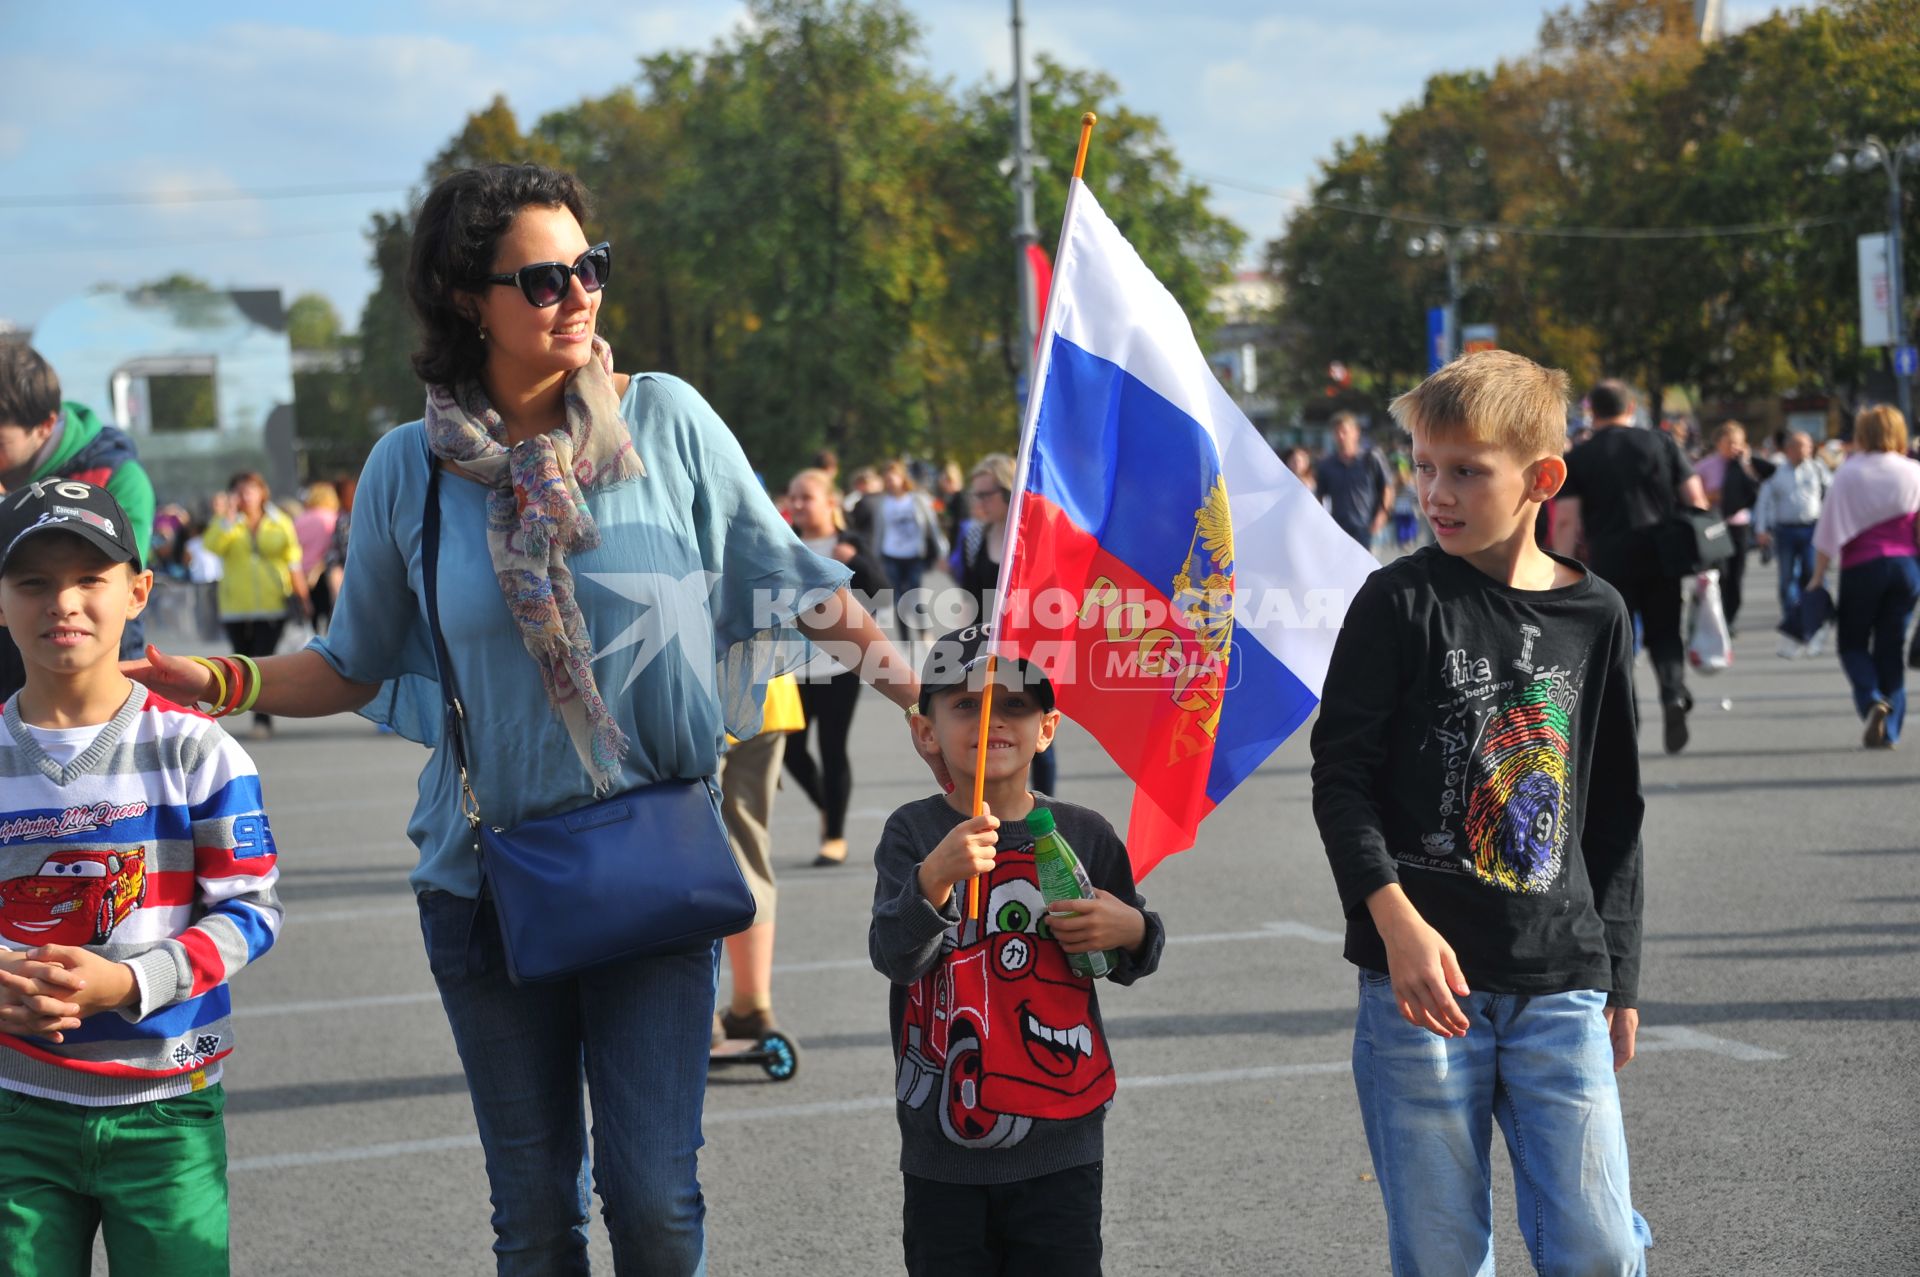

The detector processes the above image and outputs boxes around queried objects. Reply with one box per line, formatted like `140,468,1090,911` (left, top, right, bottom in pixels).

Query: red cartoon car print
0,849,148,946
895,848,1115,1150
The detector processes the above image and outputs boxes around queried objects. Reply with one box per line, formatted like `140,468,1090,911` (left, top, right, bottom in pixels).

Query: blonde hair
787,468,846,530
302,481,340,511
1711,420,1747,448
970,453,1016,494
1389,350,1570,461
1854,404,1909,455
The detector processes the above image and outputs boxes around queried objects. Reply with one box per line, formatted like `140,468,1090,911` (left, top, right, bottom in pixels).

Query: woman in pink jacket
1809,406,1920,748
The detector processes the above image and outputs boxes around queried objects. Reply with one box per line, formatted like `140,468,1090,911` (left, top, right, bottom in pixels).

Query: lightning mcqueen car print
894,846,1116,1150
0,848,148,946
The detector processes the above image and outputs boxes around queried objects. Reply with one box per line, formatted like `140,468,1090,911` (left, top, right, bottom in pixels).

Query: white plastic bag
1687,569,1732,673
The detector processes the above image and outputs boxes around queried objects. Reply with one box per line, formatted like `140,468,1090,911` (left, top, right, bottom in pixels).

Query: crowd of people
0,157,1914,1277
1284,387,1920,754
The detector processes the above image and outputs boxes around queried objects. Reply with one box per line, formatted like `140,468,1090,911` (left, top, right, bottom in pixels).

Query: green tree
286,293,344,351
1268,0,1920,417
355,96,560,427
137,272,215,294
936,57,1246,457
353,0,1247,477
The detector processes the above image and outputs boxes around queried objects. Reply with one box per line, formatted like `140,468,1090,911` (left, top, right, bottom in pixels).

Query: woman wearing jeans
1810,405,1920,749
874,459,943,644
130,164,928,1275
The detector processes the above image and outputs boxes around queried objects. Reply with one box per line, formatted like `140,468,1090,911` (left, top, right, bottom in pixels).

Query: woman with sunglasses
129,163,930,1275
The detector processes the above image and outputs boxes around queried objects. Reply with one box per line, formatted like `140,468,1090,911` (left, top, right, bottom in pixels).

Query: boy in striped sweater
0,479,281,1276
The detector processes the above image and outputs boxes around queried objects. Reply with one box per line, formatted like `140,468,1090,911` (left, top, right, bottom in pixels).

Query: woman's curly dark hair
407,163,592,389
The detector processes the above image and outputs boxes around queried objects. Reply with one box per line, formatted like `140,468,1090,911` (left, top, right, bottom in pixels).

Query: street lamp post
1829,134,1920,423
1007,0,1043,414
1406,227,1498,362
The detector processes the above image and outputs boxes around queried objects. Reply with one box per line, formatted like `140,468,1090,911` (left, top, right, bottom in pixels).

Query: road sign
1427,306,1451,373
1896,344,1918,378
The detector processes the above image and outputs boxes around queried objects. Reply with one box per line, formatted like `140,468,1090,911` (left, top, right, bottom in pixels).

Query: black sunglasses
480,242,612,308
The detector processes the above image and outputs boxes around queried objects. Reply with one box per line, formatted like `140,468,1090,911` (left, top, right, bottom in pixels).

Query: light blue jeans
419,890,716,1276
1352,972,1650,1276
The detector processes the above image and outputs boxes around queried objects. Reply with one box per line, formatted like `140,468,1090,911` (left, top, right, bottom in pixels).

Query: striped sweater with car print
0,687,282,1105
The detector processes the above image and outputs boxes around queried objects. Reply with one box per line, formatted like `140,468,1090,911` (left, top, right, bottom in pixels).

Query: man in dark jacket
1553,379,1709,753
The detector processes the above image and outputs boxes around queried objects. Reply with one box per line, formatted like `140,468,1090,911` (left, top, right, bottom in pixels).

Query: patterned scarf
422,338,645,792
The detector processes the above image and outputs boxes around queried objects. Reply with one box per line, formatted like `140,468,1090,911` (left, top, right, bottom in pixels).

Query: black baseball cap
917,622,1055,714
0,479,143,575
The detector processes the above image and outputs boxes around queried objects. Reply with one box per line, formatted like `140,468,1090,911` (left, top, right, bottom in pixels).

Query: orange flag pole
965,113,1097,925
965,658,998,923
1072,111,1096,183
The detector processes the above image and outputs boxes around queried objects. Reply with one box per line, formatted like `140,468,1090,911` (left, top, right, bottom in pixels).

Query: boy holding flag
870,623,1163,1276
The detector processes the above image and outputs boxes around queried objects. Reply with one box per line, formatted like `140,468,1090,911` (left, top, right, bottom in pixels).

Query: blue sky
0,1,1779,334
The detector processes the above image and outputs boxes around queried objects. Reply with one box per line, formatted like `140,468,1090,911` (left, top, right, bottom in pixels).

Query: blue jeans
1352,974,1650,1276
1771,524,1817,620
1836,555,1920,743
418,891,715,1277
883,555,928,642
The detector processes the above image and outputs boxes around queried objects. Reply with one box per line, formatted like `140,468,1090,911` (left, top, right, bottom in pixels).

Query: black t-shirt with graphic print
1310,546,1645,1007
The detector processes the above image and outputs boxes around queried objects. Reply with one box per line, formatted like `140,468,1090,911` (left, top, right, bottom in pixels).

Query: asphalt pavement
135,578,1918,1275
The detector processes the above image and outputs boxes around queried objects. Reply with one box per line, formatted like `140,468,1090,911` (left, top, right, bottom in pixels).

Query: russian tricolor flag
992,180,1378,880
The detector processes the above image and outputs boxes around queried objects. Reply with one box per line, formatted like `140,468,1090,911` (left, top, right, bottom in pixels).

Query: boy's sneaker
1864,700,1893,749
1807,626,1829,657
1662,700,1690,754
1775,635,1804,660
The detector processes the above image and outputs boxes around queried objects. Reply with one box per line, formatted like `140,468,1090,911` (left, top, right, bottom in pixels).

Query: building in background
27,287,297,503
1205,270,1281,440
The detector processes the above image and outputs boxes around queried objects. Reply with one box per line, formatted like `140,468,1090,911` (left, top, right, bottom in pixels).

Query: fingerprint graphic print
1463,673,1573,893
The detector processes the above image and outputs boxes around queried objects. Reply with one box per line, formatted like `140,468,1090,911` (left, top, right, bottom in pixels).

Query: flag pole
966,111,1098,925
1071,111,1096,184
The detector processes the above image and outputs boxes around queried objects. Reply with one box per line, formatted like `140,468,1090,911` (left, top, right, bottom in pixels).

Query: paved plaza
147,587,1917,1275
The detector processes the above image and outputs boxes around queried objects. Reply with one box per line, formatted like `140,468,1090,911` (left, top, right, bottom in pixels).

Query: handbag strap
419,450,485,833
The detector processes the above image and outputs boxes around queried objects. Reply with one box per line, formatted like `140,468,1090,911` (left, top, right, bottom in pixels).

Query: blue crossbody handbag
421,455,756,985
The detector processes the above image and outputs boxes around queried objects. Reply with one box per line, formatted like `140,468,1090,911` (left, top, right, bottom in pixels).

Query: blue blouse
310,374,851,897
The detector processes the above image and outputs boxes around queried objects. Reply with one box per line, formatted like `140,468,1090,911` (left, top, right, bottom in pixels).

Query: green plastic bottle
1026,807,1112,980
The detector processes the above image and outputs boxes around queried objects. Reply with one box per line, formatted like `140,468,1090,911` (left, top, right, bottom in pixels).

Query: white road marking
236,990,441,1019
227,1031,1786,1174
232,1135,480,1173
1635,1025,1789,1061
283,903,419,924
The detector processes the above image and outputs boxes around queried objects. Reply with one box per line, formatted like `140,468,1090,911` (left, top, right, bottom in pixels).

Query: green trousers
0,1083,229,1277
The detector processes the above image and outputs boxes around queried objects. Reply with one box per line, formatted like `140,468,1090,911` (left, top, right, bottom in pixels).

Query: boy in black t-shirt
1312,351,1651,1276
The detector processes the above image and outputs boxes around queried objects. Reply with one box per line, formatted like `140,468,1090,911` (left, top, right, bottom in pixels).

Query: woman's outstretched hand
121,644,214,707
